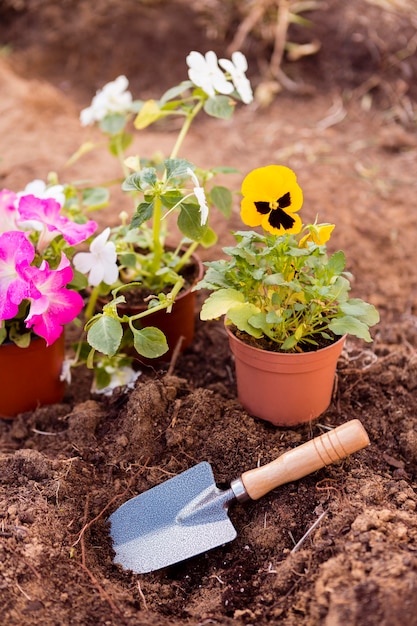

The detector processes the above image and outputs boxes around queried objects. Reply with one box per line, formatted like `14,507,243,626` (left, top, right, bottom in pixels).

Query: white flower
92,365,141,396
187,168,209,226
73,226,118,286
60,357,74,384
19,179,66,207
219,52,253,104
80,75,133,126
186,51,234,98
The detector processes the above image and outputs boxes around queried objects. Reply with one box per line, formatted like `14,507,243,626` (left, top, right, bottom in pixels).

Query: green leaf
211,166,240,175
327,250,346,273
74,340,92,362
265,310,284,324
134,100,164,129
281,335,298,350
94,367,112,390
122,168,157,192
68,268,88,292
160,191,183,209
227,303,264,338
204,95,235,119
0,325,7,345
294,324,305,341
132,326,168,358
10,328,32,347
264,273,286,286
160,81,193,104
100,113,127,135
177,201,207,241
119,252,137,269
209,186,232,217
130,201,154,228
200,288,244,320
340,299,380,326
328,316,373,342
200,226,218,248
130,99,145,113
108,131,133,156
87,317,123,356
81,186,109,209
164,158,192,181
86,346,96,369
328,275,351,301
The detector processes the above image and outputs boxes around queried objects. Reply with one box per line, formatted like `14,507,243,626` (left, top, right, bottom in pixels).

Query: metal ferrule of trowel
175,478,250,528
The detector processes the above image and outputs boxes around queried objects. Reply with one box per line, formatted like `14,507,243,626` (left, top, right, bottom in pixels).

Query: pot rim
225,323,346,359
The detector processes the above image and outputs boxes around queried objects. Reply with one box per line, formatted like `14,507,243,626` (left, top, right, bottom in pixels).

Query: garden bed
1,1,417,624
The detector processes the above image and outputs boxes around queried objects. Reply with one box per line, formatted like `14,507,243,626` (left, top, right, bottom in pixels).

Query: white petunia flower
187,168,209,226
80,75,133,126
19,179,66,207
92,365,141,396
186,51,234,98
219,51,253,104
60,357,74,384
73,226,119,286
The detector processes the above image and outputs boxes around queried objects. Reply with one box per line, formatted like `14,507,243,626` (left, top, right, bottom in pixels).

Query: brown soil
1,2,417,625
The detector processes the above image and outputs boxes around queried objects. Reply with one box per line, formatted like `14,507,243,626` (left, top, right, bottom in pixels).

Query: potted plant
69,51,254,393
195,164,380,426
0,180,98,417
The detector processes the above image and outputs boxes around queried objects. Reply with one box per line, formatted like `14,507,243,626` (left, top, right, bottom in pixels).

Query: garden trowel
109,419,369,574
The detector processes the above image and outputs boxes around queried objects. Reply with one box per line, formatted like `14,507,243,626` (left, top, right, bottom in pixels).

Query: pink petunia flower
22,254,84,346
0,231,34,320
0,189,21,235
17,194,98,253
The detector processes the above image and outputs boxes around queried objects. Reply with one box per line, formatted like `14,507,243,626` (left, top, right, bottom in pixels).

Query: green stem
85,285,101,320
126,276,185,325
174,240,199,272
169,99,205,159
115,132,130,178
151,194,164,273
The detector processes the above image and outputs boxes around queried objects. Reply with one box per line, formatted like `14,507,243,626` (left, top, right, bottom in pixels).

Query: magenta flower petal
23,254,84,345
0,189,20,234
17,194,98,247
61,219,98,246
0,231,34,320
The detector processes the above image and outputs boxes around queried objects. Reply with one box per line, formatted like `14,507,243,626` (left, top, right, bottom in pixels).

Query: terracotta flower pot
226,326,346,427
116,252,204,363
0,333,66,419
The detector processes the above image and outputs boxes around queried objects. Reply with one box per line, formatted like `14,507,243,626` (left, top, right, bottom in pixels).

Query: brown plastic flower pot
133,281,200,362
226,326,346,427
0,333,65,419
116,252,204,364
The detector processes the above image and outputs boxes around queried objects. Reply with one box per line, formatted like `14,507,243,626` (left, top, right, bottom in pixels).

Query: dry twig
167,335,184,376
291,509,328,553
137,580,148,610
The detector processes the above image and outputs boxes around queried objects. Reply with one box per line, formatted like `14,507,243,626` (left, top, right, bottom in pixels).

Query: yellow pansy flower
240,165,303,236
299,223,335,248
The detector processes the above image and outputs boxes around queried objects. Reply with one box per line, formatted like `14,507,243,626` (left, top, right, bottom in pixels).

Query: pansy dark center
254,191,295,230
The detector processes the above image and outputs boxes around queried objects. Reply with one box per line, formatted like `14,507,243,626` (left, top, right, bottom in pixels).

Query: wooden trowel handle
240,419,369,501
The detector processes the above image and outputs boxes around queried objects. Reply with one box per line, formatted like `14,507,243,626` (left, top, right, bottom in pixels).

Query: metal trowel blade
109,461,237,574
